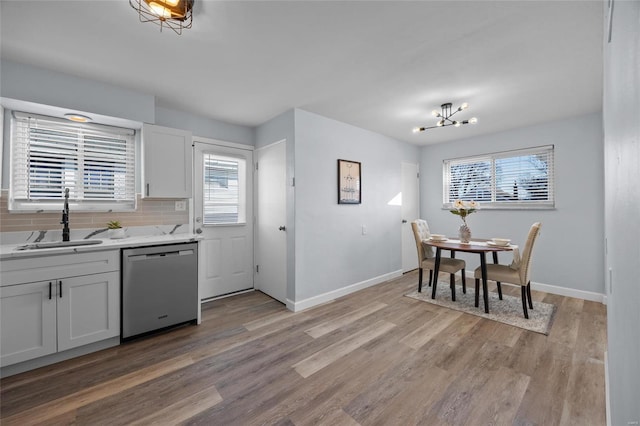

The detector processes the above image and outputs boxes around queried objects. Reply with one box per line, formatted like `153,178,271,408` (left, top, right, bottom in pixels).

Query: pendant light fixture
413,102,477,133
130,0,194,35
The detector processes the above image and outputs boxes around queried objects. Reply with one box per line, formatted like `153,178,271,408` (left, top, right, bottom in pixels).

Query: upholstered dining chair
473,222,542,319
411,220,466,299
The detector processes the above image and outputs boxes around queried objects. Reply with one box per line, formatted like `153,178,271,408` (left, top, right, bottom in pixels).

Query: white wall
420,113,604,296
294,109,419,302
603,0,640,424
0,60,255,189
156,106,253,146
0,60,155,123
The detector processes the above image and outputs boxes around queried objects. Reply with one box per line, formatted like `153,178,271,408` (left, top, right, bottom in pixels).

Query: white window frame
443,145,555,210
9,111,136,212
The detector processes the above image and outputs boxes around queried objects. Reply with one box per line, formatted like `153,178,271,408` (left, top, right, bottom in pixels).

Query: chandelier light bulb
469,117,478,124
130,0,194,34
437,120,444,127
460,102,469,110
431,110,440,117
148,2,172,18
454,121,461,127
412,127,421,133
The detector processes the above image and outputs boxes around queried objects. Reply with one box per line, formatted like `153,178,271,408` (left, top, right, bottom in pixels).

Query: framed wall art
337,159,361,204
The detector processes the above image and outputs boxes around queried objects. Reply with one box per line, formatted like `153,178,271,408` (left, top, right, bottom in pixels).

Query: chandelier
413,102,477,133
129,0,194,35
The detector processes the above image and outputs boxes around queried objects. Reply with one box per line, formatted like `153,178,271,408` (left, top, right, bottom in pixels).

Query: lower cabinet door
56,271,120,352
0,281,57,367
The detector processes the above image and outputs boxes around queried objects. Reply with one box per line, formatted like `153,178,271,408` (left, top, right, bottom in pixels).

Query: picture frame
337,159,361,204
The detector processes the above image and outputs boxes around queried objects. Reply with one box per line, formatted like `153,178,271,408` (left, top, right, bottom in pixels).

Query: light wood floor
0,271,607,425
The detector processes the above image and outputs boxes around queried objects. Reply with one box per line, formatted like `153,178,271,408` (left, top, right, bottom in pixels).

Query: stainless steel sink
16,240,104,250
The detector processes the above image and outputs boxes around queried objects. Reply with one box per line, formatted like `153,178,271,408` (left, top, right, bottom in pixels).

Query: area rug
405,281,557,335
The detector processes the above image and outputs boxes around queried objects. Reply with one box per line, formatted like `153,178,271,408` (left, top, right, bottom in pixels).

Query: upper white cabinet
141,123,193,199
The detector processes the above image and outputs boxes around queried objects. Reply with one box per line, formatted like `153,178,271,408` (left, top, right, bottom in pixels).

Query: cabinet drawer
1,250,120,287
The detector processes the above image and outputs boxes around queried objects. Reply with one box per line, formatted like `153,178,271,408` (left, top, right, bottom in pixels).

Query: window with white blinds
9,111,136,211
202,154,246,224
443,145,554,209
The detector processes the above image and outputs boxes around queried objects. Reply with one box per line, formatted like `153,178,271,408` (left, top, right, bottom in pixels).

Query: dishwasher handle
127,249,195,261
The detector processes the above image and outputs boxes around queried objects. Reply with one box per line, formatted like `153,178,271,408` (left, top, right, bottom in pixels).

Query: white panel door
401,162,420,272
194,141,254,299
57,272,120,352
0,281,57,367
255,140,287,304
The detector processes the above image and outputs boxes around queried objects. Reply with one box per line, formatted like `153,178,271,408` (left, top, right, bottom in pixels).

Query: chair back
411,219,434,262
518,222,542,284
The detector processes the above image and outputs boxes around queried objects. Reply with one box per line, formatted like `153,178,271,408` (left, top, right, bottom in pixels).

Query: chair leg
474,278,480,307
521,286,529,319
461,269,466,294
496,282,503,300
527,281,533,309
428,269,433,287
450,274,456,301
418,268,423,292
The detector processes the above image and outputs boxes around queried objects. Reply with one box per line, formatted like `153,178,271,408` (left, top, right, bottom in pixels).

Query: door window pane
203,154,246,224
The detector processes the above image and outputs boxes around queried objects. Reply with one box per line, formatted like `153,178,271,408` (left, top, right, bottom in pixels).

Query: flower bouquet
450,200,479,243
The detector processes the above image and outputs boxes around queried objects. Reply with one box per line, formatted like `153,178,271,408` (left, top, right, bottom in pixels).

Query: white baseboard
451,272,607,304
530,281,607,304
285,271,608,313
288,269,404,312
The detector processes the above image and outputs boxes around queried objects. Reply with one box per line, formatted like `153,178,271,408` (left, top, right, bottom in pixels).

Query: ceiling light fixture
64,113,92,123
129,0,194,35
413,102,477,133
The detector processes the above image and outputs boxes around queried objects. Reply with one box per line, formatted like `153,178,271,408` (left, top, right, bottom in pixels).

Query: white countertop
1,234,202,260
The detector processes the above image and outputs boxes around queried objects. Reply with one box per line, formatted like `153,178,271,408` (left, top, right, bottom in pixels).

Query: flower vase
458,223,471,244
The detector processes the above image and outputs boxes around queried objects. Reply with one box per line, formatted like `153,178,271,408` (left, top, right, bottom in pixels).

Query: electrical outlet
175,200,187,211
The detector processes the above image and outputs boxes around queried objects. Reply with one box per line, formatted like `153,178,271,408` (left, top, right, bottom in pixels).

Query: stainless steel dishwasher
121,242,198,341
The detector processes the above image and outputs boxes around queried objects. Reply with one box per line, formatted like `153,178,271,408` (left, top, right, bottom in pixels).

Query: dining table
423,238,514,314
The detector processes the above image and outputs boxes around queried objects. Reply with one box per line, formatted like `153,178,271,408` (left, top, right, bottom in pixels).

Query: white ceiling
0,1,603,145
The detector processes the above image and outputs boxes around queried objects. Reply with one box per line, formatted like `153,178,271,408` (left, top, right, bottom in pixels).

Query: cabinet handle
59,281,62,298
49,282,52,300
146,183,150,196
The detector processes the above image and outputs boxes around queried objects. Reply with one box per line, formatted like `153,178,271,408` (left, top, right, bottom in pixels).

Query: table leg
480,252,489,313
492,252,503,300
431,248,441,299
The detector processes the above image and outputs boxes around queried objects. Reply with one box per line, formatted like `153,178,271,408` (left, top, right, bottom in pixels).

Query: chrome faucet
61,188,70,242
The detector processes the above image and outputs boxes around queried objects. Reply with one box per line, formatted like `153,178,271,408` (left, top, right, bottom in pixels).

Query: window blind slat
443,146,554,208
9,112,136,211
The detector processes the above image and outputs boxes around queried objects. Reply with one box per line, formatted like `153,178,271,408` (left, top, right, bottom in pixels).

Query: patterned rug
405,281,557,335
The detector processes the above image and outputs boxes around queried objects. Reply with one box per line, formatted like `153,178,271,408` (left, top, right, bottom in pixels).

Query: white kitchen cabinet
0,251,120,367
141,123,193,198
56,272,120,352
0,281,57,366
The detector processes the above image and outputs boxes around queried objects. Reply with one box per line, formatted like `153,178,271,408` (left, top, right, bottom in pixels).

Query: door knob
195,228,203,234
402,219,408,223
279,226,286,231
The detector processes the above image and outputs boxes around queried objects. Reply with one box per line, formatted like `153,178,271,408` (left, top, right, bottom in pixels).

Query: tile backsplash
0,190,189,233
